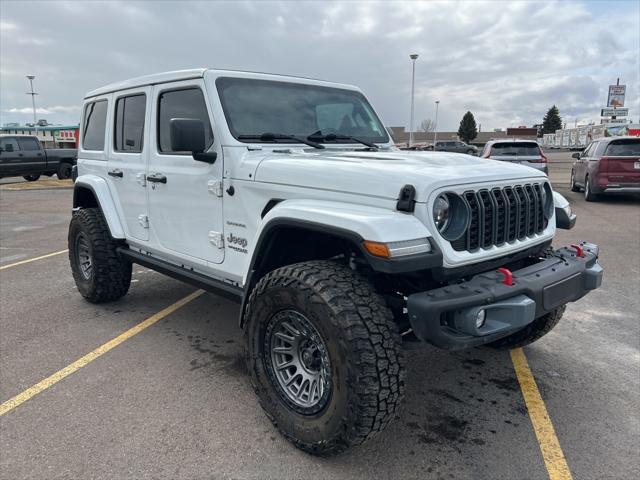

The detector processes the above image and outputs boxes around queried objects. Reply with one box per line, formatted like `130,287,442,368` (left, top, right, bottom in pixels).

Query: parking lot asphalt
1,170,639,479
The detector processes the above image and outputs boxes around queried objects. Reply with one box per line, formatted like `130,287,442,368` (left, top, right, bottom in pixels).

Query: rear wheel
244,260,405,456
23,174,40,182
584,175,599,202
466,149,475,155
69,208,131,303
57,162,73,180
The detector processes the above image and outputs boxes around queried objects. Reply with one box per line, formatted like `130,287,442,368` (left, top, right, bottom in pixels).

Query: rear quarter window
604,139,640,156
82,100,108,151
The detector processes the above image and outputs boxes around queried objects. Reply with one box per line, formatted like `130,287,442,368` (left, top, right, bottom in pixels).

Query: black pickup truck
0,135,77,181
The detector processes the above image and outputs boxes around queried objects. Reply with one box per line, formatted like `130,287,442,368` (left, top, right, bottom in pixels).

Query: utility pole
409,54,418,147
26,75,38,137
433,100,440,147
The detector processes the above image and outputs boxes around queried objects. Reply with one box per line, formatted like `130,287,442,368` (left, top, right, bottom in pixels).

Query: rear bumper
407,243,602,350
601,185,640,194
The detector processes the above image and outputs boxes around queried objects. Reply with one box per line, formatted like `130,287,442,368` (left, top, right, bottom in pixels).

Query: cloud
0,0,637,130
6,105,80,115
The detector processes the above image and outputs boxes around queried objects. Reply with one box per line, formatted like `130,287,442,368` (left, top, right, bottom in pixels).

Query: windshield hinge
138,214,149,229
209,231,224,248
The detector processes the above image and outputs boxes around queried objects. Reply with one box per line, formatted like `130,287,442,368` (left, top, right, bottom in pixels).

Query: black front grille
452,183,548,252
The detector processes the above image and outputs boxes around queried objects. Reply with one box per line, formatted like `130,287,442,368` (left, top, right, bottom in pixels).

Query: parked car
570,136,640,201
0,135,77,181
481,139,548,174
431,140,478,155
69,68,600,456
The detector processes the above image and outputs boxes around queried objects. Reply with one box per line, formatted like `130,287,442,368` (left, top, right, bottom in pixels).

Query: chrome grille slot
452,183,548,252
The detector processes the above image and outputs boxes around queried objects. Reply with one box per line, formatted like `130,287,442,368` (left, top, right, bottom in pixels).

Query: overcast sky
1,0,638,131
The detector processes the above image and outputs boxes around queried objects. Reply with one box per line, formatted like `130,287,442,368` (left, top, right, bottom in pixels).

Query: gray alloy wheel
75,232,93,280
265,309,331,414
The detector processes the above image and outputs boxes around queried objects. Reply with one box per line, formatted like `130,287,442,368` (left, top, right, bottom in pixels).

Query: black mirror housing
571,152,581,159
170,118,206,153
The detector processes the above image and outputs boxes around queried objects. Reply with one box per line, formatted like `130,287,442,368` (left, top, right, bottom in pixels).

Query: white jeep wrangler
69,68,602,456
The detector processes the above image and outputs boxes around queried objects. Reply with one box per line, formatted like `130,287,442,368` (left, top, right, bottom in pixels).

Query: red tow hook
570,244,584,258
497,267,514,286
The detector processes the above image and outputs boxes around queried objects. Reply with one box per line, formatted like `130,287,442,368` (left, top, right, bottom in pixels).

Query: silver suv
432,140,478,155
481,139,548,174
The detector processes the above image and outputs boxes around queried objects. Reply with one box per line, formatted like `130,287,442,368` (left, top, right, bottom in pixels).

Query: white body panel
76,68,561,288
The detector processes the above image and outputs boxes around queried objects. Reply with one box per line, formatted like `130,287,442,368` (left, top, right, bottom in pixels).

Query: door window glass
114,94,146,152
83,100,108,151
157,88,213,153
17,137,40,151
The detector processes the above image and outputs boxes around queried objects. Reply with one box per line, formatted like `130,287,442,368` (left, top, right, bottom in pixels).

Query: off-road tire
584,175,599,202
57,162,73,180
68,208,131,303
23,174,40,182
244,260,405,456
570,169,580,192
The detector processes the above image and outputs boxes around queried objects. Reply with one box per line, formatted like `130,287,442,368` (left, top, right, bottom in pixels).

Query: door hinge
208,180,223,197
209,231,224,248
136,172,147,187
138,214,149,228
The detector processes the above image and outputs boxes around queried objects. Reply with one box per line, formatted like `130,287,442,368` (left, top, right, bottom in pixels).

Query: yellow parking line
511,348,573,480
0,249,69,270
0,289,204,417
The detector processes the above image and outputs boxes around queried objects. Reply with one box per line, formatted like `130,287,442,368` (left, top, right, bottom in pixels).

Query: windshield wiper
308,132,379,150
238,133,324,149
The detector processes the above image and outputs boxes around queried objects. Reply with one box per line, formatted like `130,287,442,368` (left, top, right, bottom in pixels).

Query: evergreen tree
542,105,562,134
457,111,478,143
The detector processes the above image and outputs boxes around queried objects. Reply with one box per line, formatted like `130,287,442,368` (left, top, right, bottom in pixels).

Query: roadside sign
601,107,628,117
607,85,626,107
601,118,628,124
54,130,77,142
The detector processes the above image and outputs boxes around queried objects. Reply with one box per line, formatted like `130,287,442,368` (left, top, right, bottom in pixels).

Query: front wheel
466,149,475,155
23,174,40,182
69,208,131,303
244,260,405,456
570,169,580,192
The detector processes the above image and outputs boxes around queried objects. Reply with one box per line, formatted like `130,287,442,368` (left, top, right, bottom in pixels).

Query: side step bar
117,248,243,303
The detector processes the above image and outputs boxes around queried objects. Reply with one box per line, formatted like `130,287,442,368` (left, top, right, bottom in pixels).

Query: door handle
146,174,167,184
108,169,123,178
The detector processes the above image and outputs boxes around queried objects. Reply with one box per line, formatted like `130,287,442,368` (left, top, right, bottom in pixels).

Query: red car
570,136,640,201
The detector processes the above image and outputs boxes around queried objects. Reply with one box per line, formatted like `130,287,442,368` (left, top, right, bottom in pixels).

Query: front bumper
407,243,602,350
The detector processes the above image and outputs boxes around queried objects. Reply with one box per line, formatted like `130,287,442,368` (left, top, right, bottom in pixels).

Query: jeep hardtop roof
84,68,358,99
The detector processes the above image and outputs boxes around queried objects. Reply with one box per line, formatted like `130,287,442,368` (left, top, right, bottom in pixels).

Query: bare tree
419,118,435,133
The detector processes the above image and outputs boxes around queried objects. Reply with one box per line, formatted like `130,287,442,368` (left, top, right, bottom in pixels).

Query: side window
157,88,213,153
594,141,608,157
582,142,595,157
83,100,108,151
17,137,40,151
114,94,146,152
0,137,20,152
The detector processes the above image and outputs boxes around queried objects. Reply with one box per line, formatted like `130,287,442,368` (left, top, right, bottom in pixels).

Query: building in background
0,124,79,148
388,126,537,147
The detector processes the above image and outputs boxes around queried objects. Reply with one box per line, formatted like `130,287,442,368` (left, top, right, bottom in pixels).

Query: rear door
16,136,45,174
108,87,150,241
0,137,22,176
602,138,640,185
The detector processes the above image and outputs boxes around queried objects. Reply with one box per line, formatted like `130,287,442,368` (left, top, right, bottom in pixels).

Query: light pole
409,54,418,147
433,100,440,148
26,75,38,136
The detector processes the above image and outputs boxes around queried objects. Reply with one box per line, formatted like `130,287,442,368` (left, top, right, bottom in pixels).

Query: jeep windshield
216,77,389,145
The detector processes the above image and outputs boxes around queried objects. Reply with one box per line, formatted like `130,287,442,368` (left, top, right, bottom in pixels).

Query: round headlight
432,193,471,241
433,194,450,231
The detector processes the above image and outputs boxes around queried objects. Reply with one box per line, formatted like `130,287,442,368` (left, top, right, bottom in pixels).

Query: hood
252,150,547,202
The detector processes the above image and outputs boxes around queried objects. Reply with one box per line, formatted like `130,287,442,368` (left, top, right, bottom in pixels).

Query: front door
16,136,44,174
107,87,150,241
147,81,224,264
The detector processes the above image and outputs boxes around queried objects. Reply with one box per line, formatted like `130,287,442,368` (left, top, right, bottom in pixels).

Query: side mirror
571,152,581,159
170,118,216,163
